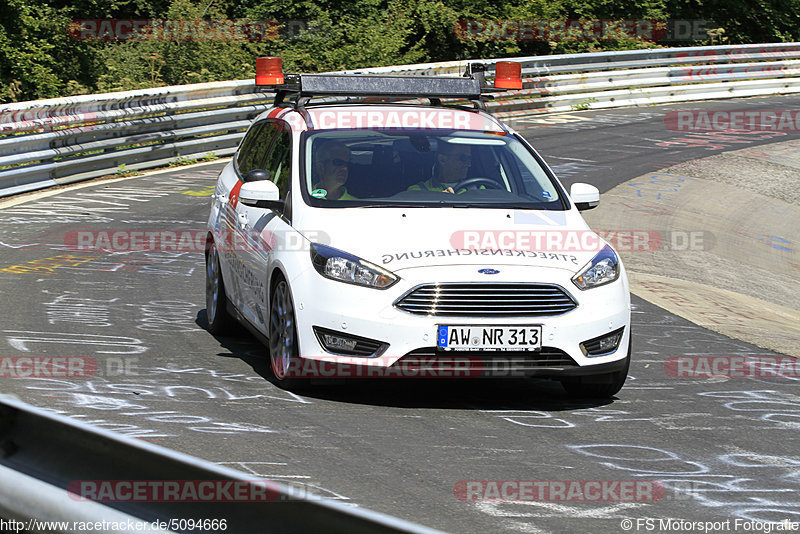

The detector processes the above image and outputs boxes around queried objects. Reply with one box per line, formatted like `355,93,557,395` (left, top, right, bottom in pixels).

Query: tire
268,278,306,390
560,342,631,399
205,240,234,335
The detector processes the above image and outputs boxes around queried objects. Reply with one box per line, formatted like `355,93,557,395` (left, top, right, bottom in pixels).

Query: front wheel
268,278,306,389
560,343,631,398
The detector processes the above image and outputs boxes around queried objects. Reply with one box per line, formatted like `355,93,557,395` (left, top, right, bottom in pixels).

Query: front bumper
289,264,631,378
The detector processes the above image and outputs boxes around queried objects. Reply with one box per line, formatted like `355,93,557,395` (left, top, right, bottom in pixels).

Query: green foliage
571,96,599,110
116,163,142,176
245,0,428,71
167,152,217,166
2,0,800,103
665,0,800,44
95,0,257,91
0,0,77,101
168,154,198,166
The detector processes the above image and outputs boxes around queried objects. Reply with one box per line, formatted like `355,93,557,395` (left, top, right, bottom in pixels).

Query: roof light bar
257,73,482,100
252,58,513,110
301,74,482,98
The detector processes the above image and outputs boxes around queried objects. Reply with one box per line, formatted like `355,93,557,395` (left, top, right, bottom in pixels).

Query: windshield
301,129,567,210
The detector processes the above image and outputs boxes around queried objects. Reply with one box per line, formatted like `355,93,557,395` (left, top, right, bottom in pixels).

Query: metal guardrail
0,396,441,534
1,42,799,197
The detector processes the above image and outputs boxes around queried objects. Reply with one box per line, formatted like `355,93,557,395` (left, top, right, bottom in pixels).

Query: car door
218,120,276,315
233,120,292,333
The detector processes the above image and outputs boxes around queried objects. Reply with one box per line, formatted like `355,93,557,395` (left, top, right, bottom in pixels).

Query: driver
312,141,356,200
408,143,472,194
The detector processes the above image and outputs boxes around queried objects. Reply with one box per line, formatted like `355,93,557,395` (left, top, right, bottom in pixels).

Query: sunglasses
326,158,350,167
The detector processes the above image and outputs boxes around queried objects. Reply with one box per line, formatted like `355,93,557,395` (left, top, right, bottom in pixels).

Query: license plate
437,325,542,351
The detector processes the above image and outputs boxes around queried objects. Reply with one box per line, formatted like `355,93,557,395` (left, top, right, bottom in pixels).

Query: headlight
571,245,619,290
311,243,399,289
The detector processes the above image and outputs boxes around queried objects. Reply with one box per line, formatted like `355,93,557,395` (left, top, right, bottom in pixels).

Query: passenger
312,141,355,200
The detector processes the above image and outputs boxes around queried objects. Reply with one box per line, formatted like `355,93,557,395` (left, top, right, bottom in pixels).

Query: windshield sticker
311,188,327,198
542,191,552,198
381,249,579,265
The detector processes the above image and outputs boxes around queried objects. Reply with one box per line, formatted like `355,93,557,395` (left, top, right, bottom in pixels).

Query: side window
236,122,277,176
264,126,291,199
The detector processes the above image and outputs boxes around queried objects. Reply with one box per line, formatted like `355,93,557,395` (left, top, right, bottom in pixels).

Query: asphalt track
1,95,799,533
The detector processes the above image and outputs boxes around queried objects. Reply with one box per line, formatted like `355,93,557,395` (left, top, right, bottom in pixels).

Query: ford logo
478,268,500,275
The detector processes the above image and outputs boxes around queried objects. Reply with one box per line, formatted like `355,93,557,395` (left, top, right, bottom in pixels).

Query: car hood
297,208,606,273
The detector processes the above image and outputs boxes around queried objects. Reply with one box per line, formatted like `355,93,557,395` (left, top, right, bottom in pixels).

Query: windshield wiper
351,202,420,208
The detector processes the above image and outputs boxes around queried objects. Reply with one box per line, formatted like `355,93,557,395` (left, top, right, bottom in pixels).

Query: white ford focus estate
205,59,631,397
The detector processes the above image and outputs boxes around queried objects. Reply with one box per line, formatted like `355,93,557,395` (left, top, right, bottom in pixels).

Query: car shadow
286,377,616,411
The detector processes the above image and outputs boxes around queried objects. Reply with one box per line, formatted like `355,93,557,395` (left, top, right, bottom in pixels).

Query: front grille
404,347,577,367
398,347,578,375
394,283,577,317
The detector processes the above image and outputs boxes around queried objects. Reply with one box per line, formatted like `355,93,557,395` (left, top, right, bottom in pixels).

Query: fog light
313,327,388,357
323,334,357,352
580,327,625,357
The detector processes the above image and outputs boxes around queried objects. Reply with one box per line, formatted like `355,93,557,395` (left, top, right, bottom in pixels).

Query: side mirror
570,183,600,211
239,180,283,211
243,169,271,182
